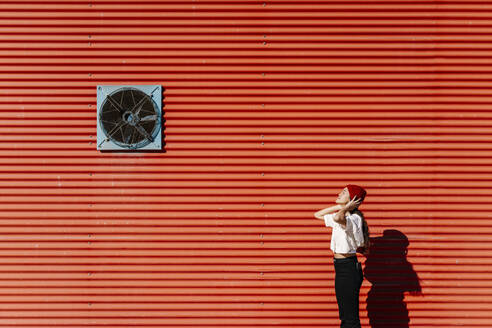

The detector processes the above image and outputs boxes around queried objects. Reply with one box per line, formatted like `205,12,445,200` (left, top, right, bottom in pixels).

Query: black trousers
334,256,364,328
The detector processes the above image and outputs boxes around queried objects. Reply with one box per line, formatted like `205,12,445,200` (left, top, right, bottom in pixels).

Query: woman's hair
353,209,370,255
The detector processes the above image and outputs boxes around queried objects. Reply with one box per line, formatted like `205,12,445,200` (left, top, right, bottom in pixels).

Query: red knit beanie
346,184,367,203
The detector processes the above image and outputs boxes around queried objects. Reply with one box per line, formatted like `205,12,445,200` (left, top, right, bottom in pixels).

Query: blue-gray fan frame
97,85,162,150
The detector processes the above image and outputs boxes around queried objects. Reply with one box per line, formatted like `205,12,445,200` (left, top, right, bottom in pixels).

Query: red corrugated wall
1,0,491,327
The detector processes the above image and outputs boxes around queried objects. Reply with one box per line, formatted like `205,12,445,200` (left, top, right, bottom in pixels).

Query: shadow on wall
364,230,422,328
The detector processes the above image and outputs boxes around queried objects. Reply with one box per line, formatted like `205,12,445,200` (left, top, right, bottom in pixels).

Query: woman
314,185,370,328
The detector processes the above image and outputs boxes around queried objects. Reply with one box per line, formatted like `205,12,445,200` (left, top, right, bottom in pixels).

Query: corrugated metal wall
1,0,491,327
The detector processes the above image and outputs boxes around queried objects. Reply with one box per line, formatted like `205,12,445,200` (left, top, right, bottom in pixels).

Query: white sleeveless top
324,212,364,254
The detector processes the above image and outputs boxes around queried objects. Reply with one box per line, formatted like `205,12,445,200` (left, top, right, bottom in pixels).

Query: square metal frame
96,85,162,150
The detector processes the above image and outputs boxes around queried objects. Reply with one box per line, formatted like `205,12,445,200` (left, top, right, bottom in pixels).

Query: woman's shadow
363,230,422,328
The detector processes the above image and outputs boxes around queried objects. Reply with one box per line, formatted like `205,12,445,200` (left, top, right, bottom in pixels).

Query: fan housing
97,85,162,150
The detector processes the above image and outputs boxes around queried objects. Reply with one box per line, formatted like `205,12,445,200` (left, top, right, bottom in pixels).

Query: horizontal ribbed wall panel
1,0,491,327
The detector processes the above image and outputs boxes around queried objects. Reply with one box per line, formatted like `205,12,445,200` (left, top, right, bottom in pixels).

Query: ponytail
361,217,370,255
354,209,370,255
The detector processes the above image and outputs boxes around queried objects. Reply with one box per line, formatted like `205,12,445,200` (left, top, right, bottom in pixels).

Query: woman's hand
343,196,361,211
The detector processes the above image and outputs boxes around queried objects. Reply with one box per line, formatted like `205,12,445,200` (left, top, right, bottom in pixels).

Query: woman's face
336,187,350,205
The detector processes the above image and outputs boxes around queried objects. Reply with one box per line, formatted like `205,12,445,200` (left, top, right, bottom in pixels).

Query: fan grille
99,88,158,148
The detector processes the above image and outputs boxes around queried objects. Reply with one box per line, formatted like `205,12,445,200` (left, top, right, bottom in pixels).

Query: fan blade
124,126,134,144
135,102,145,116
130,95,148,115
140,114,157,122
134,124,153,142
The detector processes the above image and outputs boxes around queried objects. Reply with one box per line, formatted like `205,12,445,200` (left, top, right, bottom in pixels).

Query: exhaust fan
97,85,162,150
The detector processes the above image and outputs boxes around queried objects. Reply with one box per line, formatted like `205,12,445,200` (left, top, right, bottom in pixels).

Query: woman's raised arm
314,204,342,220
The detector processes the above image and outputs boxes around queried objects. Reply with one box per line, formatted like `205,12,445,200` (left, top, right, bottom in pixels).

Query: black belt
333,255,358,263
